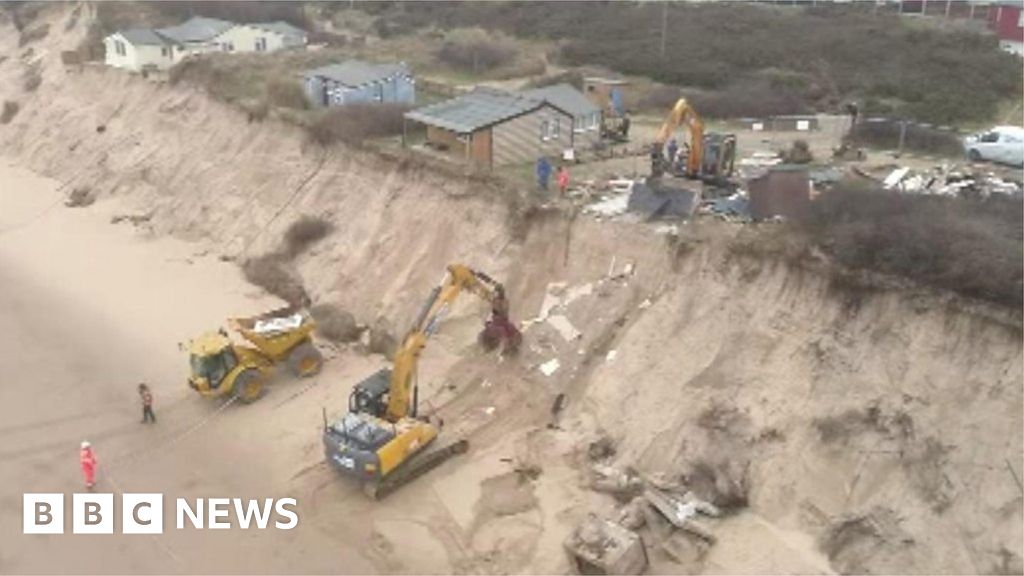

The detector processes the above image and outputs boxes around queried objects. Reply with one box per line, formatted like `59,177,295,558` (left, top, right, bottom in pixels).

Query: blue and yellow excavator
322,264,520,499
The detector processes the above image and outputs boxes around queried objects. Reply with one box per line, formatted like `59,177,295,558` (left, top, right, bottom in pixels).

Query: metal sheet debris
627,181,702,220
883,167,911,189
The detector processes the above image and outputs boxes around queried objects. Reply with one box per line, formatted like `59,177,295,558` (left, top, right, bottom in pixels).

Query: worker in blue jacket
536,156,552,192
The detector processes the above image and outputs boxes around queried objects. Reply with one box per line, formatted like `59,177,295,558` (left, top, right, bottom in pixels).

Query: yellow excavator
650,98,736,181
322,264,521,499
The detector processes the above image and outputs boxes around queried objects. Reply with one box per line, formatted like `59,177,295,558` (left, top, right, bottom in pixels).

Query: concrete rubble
590,463,644,496
564,515,649,575
578,461,725,572
643,485,720,544
876,164,1023,198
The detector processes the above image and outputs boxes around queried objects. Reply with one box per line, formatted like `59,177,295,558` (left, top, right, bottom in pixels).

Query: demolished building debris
747,166,812,221
877,164,1023,197
564,515,649,576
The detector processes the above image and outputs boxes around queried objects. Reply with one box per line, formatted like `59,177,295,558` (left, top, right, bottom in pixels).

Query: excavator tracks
365,439,469,500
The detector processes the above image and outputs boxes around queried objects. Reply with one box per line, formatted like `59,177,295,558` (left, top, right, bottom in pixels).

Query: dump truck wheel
288,342,323,378
233,369,265,404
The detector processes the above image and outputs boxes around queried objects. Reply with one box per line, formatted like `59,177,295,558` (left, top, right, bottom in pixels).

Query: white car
963,126,1024,167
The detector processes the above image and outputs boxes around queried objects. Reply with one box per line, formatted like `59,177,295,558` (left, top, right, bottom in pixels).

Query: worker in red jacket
80,441,97,490
556,165,570,196
138,383,156,424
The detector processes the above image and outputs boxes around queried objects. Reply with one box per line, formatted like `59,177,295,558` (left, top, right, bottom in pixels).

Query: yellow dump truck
186,306,323,403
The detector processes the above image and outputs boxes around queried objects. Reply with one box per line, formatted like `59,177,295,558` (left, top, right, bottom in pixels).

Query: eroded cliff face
2,6,1020,574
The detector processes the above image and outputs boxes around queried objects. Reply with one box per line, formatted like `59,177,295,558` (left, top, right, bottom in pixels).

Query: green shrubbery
800,182,1023,307
366,2,1021,124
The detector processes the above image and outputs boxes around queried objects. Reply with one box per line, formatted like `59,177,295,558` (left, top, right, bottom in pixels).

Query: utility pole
659,1,668,59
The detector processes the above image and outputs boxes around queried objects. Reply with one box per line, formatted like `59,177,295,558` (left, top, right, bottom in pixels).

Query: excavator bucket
478,317,522,353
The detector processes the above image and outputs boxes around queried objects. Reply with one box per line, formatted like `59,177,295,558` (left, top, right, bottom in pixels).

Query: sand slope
1,5,1021,574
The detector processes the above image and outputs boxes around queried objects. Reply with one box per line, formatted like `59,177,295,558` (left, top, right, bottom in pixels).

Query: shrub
850,120,963,157
76,22,106,61
65,4,82,31
22,66,41,92
637,84,684,112
368,317,397,359
65,187,94,207
799,182,1023,308
364,2,1020,125
282,216,332,258
436,29,517,74
782,140,813,164
17,22,49,46
686,77,810,119
241,254,309,306
307,30,348,47
305,103,409,147
525,70,584,91
240,98,269,123
266,78,310,110
310,303,360,343
0,101,19,124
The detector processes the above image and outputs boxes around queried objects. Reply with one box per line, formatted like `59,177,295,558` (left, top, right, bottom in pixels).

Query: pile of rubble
874,164,1022,198
565,447,728,574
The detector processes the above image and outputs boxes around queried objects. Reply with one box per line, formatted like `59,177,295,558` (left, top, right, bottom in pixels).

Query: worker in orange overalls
80,441,97,490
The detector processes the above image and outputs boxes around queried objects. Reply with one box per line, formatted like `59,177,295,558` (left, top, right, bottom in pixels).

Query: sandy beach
0,160,381,573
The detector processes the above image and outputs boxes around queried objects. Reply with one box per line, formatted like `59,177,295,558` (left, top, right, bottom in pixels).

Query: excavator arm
652,98,704,178
384,264,500,422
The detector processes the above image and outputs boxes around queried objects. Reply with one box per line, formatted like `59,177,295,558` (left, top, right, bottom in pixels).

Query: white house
212,21,307,53
103,28,174,72
156,16,234,62
104,17,308,73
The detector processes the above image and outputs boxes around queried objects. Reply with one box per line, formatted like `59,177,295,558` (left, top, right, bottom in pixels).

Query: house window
161,47,169,57
115,40,126,56
541,117,561,141
255,37,267,52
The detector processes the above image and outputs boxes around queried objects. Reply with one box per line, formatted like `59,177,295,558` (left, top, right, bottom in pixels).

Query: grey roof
251,21,307,39
304,60,408,88
117,28,169,46
157,16,233,44
406,87,571,133
521,83,599,118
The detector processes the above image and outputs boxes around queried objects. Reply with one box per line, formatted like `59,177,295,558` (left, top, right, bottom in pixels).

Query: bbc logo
24,493,162,534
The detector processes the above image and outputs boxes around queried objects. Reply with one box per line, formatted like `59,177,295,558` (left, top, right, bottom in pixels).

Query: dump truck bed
228,305,316,361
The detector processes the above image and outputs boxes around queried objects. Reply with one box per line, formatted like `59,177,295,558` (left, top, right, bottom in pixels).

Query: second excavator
323,264,521,499
650,98,736,182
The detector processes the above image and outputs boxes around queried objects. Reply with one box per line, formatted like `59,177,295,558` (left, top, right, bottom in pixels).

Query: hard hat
81,441,90,449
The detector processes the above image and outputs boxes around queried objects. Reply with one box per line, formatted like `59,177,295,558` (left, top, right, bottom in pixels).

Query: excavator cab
348,368,393,419
701,133,737,181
